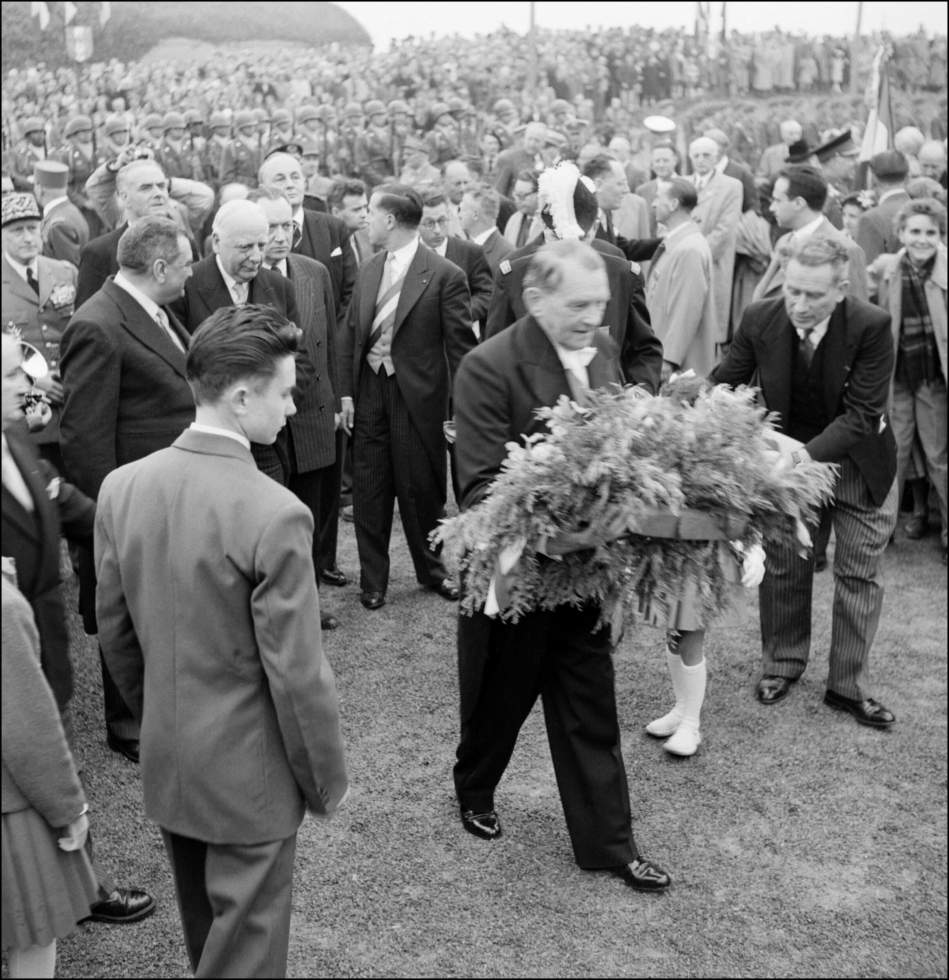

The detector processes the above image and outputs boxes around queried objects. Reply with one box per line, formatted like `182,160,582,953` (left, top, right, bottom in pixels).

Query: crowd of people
2,15,948,980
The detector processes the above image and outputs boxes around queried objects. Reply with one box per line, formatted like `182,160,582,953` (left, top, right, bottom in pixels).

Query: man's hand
33,372,64,406
660,360,679,385
544,503,630,555
340,396,354,435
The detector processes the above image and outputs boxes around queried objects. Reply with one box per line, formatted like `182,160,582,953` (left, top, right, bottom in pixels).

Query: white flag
31,1,51,30
64,0,77,25
100,1,111,26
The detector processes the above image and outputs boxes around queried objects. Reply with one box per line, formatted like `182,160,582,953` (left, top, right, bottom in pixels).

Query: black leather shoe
756,675,794,705
320,614,340,631
904,515,928,539
430,578,459,601
610,858,671,892
320,567,349,587
360,591,386,610
106,733,140,764
823,690,895,729
81,887,156,924
814,554,828,572
460,809,502,840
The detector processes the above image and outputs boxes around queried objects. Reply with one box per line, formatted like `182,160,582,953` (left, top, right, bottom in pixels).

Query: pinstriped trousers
759,459,898,700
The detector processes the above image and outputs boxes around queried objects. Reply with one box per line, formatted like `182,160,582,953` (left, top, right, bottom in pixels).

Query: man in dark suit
60,217,196,764
856,150,911,265
483,170,662,391
709,237,898,728
250,188,344,628
94,307,347,977
76,157,211,306
418,190,492,335
339,184,476,610
583,154,662,263
458,183,512,277
258,152,356,326
451,239,670,893
3,314,157,928
493,122,546,199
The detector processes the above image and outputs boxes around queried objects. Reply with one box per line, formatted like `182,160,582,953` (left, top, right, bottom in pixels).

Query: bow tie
560,346,598,372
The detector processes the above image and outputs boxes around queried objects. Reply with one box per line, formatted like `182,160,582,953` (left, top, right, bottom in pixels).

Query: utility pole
527,2,537,119
850,1,864,95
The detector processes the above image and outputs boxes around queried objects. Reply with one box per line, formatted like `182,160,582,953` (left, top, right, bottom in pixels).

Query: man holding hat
856,150,911,264
1,192,77,468
9,116,48,191
35,159,89,267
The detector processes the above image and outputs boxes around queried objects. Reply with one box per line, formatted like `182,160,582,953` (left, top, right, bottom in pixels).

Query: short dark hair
371,183,422,229
840,192,869,212
116,216,183,272
778,164,828,211
421,190,447,209
464,183,501,221
186,304,301,404
524,239,605,293
581,153,618,181
658,177,698,212
787,236,849,283
327,178,367,211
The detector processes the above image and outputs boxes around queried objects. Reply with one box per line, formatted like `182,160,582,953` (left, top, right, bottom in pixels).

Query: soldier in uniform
9,116,48,191
52,114,109,239
268,108,295,155
34,160,89,268
425,103,462,166
387,99,414,178
156,111,205,182
399,136,441,187
204,110,232,191
220,110,262,188
359,100,394,190
137,113,165,155
98,114,132,164
337,103,367,179
185,109,207,145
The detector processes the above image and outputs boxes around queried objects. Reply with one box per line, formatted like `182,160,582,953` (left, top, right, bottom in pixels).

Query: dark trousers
315,431,344,575
454,603,638,870
352,368,448,594
161,829,297,979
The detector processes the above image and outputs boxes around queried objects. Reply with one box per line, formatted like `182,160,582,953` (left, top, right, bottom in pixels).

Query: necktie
351,234,363,266
799,327,816,368
292,220,303,250
232,281,249,305
605,210,615,241
367,254,402,376
26,267,39,296
1,437,34,512
515,216,529,248
155,307,185,352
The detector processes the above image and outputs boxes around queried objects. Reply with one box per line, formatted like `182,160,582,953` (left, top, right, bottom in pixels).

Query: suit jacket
94,428,348,844
709,295,897,505
754,216,869,303
723,158,759,214
339,241,475,477
476,228,512,277
1,255,78,446
283,253,339,472
644,222,717,375
41,198,90,268
59,278,195,500
1,425,94,709
613,192,651,241
445,237,494,327
502,210,544,248
693,171,743,342
635,177,663,235
856,189,911,265
483,236,662,392
493,146,539,199
294,210,357,327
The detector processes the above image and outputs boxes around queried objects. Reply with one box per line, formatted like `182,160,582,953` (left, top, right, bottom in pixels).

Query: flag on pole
100,1,112,26
64,1,78,25
859,44,893,161
694,1,709,42
30,1,51,30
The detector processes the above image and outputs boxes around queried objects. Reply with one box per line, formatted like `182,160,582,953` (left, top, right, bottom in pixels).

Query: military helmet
162,111,187,132
63,114,93,138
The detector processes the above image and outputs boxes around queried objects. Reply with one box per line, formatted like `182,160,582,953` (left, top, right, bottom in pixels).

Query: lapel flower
46,282,76,312
46,477,62,500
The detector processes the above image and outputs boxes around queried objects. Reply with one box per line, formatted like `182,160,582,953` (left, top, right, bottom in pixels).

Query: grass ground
13,515,949,978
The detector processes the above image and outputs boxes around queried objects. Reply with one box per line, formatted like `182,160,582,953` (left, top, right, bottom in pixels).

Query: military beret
271,108,292,126
208,111,230,130
162,111,187,131
63,114,93,138
364,100,386,118
870,149,909,180
1,192,42,227
33,159,69,191
104,114,130,136
296,104,321,124
20,116,45,136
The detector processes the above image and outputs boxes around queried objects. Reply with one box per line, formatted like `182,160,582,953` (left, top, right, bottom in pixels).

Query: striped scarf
896,253,939,390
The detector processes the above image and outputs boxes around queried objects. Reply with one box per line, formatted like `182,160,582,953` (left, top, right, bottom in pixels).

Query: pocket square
330,246,343,257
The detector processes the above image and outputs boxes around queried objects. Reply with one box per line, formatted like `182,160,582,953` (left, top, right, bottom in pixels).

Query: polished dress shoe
106,732,140,764
429,578,459,601
756,675,794,705
823,690,895,729
81,887,156,924
360,591,386,610
460,808,502,840
610,858,671,892
341,504,354,523
320,614,340,631
320,567,349,587
904,515,928,539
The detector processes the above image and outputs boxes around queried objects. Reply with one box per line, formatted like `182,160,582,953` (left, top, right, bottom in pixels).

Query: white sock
677,657,707,733
9,940,56,979
647,650,686,736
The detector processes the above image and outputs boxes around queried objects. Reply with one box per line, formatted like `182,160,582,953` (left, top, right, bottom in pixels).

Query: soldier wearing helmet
9,116,48,192
157,111,205,182
268,107,295,154
359,100,394,189
337,102,367,179
202,110,232,190
425,102,460,166
137,112,165,152
52,114,110,237
219,109,262,188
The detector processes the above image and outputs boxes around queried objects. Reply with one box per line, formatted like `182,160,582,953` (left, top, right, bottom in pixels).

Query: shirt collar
42,196,69,215
113,271,163,321
189,421,250,450
470,227,494,247
268,258,289,277
797,315,831,346
4,252,37,281
387,235,420,277
433,240,448,258
215,255,250,298
714,156,728,174
793,214,826,241
292,206,305,224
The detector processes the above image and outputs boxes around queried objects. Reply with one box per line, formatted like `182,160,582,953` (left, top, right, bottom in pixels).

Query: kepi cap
33,159,69,191
2,193,42,226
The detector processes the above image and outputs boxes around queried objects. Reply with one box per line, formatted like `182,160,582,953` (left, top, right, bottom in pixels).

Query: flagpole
850,1,863,96
527,2,537,119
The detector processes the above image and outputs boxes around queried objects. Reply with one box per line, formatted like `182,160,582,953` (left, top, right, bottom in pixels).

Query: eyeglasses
420,217,450,229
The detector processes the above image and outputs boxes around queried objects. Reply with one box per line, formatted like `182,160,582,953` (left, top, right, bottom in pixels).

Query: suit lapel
4,431,50,546
1,256,39,308
757,303,794,426
820,300,853,417
359,252,386,344
392,244,432,334
196,258,233,314
517,318,572,410
106,281,188,377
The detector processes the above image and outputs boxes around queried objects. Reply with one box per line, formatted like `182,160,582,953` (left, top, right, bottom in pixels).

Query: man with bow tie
451,238,670,893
